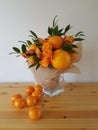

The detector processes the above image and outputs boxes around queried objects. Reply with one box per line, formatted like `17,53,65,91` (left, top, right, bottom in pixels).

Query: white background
0,0,98,82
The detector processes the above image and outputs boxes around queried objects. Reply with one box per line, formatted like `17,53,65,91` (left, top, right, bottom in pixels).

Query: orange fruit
37,37,44,44
63,35,74,44
29,43,36,50
28,56,36,65
34,84,43,92
48,36,63,49
42,41,52,50
13,98,26,109
51,49,71,69
27,49,35,54
11,94,22,103
26,96,37,107
32,91,42,101
35,47,42,59
26,86,35,95
28,106,42,120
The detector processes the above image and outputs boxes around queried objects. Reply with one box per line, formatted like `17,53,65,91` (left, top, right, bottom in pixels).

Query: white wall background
0,0,98,82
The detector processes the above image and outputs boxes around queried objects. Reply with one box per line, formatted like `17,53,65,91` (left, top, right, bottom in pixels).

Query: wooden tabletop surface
0,82,98,130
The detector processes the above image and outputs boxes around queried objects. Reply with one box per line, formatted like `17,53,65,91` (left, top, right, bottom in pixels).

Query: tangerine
34,84,43,92
35,47,42,59
26,95,37,107
29,43,36,50
48,36,63,49
51,49,71,69
28,56,36,65
28,106,42,120
14,98,26,109
32,90,42,101
26,86,35,95
11,94,22,103
63,35,74,44
37,37,44,44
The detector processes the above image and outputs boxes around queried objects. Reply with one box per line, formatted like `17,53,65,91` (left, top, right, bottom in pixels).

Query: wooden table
0,82,98,129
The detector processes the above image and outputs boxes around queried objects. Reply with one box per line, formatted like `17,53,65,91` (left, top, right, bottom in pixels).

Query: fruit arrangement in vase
10,16,85,96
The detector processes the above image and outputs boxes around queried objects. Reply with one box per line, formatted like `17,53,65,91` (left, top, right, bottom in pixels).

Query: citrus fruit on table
11,94,22,103
32,90,42,101
26,86,35,95
13,98,26,109
26,95,37,107
34,84,43,92
51,49,71,69
48,36,63,49
28,106,42,120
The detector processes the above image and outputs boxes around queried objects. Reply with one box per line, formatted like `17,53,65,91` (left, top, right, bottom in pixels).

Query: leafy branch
62,42,78,53
74,31,85,42
48,16,72,36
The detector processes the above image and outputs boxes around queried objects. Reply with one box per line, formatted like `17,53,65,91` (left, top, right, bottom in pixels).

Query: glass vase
42,75,64,96
30,66,65,96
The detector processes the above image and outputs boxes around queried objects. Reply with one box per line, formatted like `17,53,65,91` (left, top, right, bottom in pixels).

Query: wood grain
0,82,98,129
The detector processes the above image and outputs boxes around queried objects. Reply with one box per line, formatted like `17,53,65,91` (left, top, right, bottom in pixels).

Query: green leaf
33,55,40,62
48,27,53,36
72,44,78,48
36,63,40,70
21,44,26,53
53,15,58,27
16,55,21,57
29,30,37,38
48,64,53,69
18,41,27,44
62,43,76,53
79,33,85,36
26,40,32,46
28,63,36,68
58,28,63,33
12,47,20,53
54,25,59,35
9,52,18,55
63,24,72,35
75,31,84,37
74,38,85,41
18,40,28,47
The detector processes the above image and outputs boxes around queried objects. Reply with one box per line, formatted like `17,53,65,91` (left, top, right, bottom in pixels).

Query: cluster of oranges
11,84,43,120
11,16,84,70
20,35,76,70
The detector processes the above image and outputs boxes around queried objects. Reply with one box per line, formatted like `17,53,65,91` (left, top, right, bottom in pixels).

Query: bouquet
10,16,85,96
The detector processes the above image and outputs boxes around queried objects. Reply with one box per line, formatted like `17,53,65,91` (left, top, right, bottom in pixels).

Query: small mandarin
26,95,37,107
37,37,44,44
26,86,35,95
48,36,63,49
28,106,42,120
34,84,43,92
63,35,74,44
14,98,26,109
32,90,42,101
29,43,36,50
11,94,22,103
28,56,36,65
35,47,42,59
27,49,35,54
